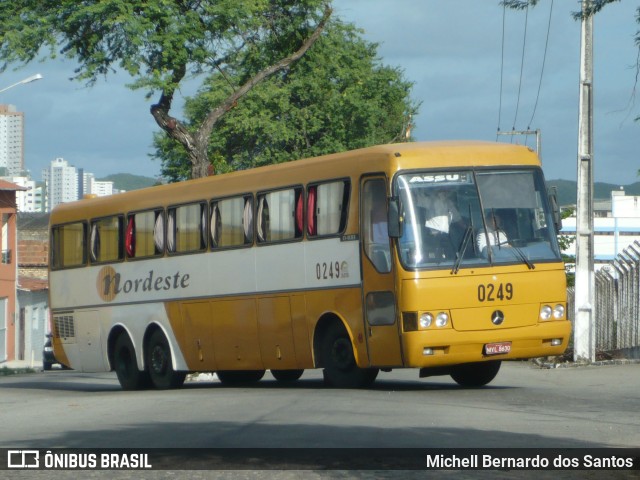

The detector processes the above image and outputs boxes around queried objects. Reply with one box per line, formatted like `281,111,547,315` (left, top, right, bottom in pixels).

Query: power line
512,4,529,131
496,3,507,139
527,0,554,129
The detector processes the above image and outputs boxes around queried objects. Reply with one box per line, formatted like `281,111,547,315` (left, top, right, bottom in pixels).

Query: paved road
1,361,638,479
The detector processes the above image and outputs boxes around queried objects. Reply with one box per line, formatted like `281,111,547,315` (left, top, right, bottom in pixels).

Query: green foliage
154,20,419,181
0,366,37,376
0,1,333,178
0,1,327,95
502,0,622,16
557,207,575,253
558,207,575,287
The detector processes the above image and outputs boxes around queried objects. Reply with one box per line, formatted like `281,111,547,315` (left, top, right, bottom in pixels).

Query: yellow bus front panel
398,265,570,368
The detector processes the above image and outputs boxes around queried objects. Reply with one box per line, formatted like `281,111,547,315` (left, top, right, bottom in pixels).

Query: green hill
96,173,640,207
547,180,640,206
97,173,161,191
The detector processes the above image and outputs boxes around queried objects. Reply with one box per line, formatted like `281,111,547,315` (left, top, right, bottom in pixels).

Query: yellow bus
48,141,570,390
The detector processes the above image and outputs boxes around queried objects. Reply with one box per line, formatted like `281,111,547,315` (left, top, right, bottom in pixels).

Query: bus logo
491,310,505,326
97,266,118,302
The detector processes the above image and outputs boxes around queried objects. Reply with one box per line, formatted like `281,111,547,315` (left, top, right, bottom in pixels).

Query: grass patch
0,366,37,376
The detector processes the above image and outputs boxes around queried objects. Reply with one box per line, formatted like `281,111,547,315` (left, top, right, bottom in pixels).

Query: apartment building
0,105,24,176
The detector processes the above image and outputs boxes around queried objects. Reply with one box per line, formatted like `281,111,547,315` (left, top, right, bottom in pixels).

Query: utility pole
574,0,595,362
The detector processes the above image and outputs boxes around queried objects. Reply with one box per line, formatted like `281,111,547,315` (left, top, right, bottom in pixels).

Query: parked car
42,333,58,370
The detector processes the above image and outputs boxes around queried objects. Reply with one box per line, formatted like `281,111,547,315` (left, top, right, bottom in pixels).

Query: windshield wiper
506,240,535,270
451,226,474,275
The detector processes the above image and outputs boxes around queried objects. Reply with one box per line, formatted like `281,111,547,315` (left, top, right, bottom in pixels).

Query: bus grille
53,315,76,339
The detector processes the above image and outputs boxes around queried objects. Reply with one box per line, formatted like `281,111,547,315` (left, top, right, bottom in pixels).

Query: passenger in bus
423,188,462,234
422,187,466,259
477,210,509,254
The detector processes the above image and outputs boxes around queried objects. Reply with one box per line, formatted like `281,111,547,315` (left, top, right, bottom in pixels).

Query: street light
0,73,43,94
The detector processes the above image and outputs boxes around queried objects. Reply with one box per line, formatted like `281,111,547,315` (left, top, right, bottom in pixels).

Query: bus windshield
395,168,562,270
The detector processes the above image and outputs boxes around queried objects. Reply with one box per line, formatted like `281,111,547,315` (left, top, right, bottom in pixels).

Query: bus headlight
435,312,449,327
553,304,565,319
419,313,433,329
539,305,552,320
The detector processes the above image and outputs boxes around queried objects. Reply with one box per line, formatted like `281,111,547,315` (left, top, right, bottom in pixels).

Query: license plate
484,342,511,355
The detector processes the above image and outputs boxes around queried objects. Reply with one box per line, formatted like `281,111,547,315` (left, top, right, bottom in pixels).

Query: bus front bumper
402,320,571,368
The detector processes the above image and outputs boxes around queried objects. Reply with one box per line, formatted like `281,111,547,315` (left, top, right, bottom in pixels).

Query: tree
557,207,577,287
0,0,331,178
154,20,419,181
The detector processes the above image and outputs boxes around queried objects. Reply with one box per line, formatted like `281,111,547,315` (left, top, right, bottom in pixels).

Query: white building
1,176,44,212
41,158,118,211
560,190,640,267
89,179,114,197
82,172,114,197
42,157,79,211
0,105,24,176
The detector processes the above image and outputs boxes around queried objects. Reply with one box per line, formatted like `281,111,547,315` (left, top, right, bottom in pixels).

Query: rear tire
271,369,304,383
114,333,150,390
43,362,52,371
450,361,501,387
321,323,378,388
217,370,266,385
145,329,186,389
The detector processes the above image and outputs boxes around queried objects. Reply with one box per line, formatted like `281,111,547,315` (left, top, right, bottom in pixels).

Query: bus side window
211,195,253,248
153,211,164,254
307,186,317,236
257,187,303,243
210,202,221,247
169,202,207,254
125,216,135,258
307,180,350,238
127,209,164,259
51,222,87,269
90,216,123,263
243,195,253,243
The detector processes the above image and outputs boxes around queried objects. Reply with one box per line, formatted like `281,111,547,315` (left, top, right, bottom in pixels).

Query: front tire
271,369,304,383
321,323,378,388
450,361,501,387
145,329,186,389
113,333,150,390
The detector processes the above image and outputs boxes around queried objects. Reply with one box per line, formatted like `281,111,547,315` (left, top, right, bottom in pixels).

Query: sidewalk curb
532,358,640,369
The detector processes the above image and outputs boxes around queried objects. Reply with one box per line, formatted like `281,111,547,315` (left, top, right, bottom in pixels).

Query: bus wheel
271,369,304,383
217,370,265,385
450,361,501,388
114,333,150,390
145,329,186,389
321,324,379,388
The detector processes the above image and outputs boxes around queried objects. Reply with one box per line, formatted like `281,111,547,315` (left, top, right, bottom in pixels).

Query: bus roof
51,141,540,221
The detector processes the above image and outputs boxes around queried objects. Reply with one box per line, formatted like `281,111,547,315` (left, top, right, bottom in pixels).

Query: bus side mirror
548,188,562,231
387,196,401,238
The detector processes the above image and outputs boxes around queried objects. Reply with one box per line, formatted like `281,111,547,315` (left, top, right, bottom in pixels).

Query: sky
0,0,639,185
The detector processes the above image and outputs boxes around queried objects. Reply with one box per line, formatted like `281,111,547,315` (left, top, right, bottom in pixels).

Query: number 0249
315,261,341,280
477,283,513,302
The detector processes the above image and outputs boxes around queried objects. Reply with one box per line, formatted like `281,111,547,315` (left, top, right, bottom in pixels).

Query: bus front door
360,176,403,368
